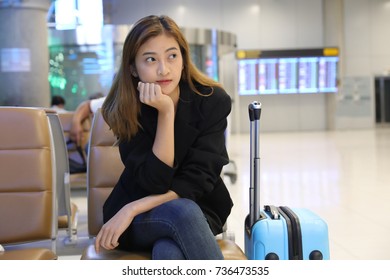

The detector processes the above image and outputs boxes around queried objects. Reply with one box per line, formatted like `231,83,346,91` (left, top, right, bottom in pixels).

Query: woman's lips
156,79,172,86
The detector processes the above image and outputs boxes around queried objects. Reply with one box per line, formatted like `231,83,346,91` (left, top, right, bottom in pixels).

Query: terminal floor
57,126,390,260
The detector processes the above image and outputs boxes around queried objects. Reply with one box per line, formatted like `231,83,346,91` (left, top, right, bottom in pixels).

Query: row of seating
0,107,247,260
0,107,85,259
0,107,62,259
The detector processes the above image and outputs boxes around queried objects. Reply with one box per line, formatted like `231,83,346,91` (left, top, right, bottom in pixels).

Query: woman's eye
146,57,156,62
168,53,177,60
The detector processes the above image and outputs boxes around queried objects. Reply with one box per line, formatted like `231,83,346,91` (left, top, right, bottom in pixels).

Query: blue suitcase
244,101,330,260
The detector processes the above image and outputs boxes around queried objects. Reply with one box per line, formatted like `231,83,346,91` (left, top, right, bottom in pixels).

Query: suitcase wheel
265,253,279,260
309,250,323,260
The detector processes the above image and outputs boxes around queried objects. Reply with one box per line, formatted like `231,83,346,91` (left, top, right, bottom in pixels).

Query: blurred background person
70,94,105,146
50,95,68,113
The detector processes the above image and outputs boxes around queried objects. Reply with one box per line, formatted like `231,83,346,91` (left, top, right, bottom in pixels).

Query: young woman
95,15,233,260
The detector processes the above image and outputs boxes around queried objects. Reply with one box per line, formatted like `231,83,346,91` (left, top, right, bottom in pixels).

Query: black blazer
103,81,233,235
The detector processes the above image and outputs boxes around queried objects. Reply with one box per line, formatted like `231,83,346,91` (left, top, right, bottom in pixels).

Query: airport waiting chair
0,107,58,260
45,111,79,245
80,109,247,260
57,112,91,189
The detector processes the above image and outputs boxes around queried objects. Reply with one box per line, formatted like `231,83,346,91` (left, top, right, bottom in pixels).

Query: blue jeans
117,198,224,260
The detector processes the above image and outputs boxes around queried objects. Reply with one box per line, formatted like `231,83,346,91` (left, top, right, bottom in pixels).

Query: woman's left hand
94,204,135,253
138,82,173,114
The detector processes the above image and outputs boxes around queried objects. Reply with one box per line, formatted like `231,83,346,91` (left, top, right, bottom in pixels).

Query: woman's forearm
126,190,179,217
153,108,175,167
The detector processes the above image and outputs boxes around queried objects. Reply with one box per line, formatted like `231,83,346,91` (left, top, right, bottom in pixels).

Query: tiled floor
58,126,390,260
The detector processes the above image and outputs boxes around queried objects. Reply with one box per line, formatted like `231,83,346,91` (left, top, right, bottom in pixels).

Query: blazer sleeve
119,109,177,195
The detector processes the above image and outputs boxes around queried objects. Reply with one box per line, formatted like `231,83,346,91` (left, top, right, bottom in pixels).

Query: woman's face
134,33,183,98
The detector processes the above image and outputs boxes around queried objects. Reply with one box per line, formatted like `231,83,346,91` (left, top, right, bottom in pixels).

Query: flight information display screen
237,48,339,95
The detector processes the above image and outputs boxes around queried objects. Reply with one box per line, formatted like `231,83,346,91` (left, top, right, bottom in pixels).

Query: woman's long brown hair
102,15,221,144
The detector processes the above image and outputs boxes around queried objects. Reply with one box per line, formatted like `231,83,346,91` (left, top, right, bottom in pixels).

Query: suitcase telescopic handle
248,101,262,227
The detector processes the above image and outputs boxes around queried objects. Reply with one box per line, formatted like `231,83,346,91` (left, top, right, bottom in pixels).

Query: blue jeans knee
118,198,223,260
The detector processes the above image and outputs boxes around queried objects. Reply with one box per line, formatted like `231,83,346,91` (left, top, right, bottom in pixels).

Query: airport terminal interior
1,0,390,260
56,126,390,260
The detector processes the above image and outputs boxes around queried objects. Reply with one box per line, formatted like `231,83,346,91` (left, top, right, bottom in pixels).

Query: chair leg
63,206,79,246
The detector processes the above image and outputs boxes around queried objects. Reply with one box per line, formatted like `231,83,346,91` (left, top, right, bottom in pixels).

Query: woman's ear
130,65,138,77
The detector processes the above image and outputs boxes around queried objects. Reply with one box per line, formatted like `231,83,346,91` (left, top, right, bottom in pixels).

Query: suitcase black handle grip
264,205,280,220
248,101,262,121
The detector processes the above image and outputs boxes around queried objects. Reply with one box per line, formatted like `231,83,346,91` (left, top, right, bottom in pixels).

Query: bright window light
55,0,103,30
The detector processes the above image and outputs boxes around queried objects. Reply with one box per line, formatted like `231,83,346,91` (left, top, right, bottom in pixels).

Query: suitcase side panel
292,208,330,260
245,212,289,260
